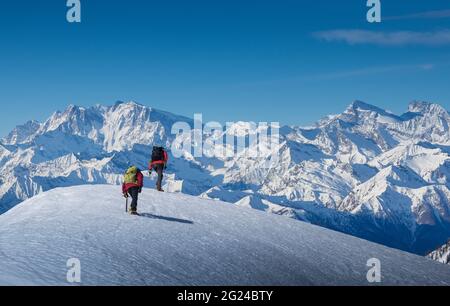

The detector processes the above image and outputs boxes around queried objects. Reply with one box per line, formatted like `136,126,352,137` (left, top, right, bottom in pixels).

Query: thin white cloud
314,29,450,46
310,64,435,81
385,9,450,21
234,63,438,88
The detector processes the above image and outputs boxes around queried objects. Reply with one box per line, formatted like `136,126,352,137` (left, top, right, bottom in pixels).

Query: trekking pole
125,196,128,213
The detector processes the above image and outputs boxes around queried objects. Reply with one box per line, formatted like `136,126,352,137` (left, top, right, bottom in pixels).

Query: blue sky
1,0,450,137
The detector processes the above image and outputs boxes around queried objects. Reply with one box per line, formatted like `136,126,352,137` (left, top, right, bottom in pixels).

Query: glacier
1,100,450,256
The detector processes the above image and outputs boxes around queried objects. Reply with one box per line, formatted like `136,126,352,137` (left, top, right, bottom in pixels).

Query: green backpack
124,166,138,184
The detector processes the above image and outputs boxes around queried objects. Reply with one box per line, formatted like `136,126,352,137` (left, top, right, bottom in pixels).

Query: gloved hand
123,192,129,198
138,187,142,193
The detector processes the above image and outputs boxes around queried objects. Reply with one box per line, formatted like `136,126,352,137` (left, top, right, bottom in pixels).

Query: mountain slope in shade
1,185,450,286
1,100,450,255
3,120,41,145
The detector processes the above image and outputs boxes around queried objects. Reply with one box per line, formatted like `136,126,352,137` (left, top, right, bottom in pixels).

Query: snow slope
0,185,450,286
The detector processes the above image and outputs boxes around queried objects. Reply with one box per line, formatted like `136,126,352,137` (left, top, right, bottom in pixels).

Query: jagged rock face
1,100,450,255
428,241,450,265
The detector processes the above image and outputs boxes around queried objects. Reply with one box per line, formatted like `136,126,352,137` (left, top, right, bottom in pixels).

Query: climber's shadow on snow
139,213,194,225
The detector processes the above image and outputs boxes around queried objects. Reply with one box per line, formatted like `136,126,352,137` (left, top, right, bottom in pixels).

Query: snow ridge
1,185,450,285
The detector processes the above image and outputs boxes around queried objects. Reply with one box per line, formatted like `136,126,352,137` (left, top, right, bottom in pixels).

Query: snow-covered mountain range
2,185,450,285
1,100,450,256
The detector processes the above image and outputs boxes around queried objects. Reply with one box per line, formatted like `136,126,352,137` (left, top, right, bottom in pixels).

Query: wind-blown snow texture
1,185,449,286
1,100,450,256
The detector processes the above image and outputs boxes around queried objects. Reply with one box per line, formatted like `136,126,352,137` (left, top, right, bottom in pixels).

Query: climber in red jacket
122,166,144,214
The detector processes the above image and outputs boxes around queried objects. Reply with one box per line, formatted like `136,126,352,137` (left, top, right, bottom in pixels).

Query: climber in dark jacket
149,146,168,192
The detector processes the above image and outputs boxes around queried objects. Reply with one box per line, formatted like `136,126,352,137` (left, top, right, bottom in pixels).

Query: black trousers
153,164,164,190
128,186,139,211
